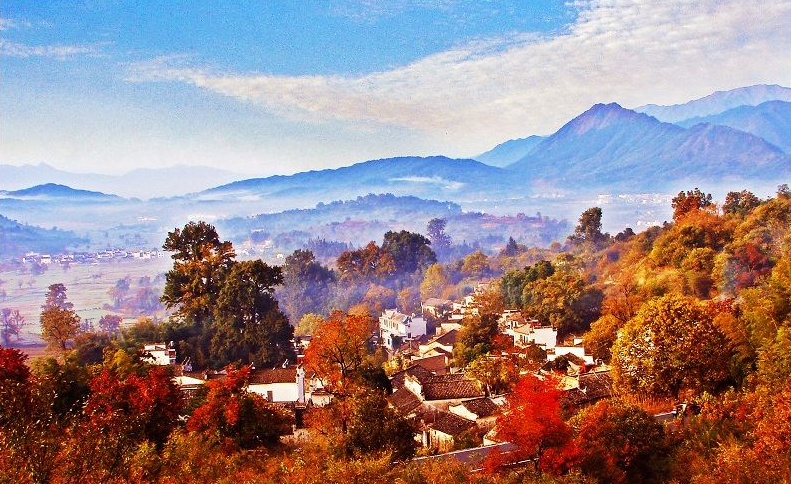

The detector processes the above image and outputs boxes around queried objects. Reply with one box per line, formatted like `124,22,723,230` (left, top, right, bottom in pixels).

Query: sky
1,0,790,176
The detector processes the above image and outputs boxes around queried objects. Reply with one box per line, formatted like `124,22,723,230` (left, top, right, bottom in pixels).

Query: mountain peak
564,102,653,135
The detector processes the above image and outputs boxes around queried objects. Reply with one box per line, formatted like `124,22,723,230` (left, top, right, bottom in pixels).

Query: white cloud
0,39,104,59
125,0,791,154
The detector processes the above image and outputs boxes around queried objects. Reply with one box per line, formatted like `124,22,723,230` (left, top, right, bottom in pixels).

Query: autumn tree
420,263,451,300
161,221,235,326
43,282,74,310
108,276,131,309
209,259,295,367
98,313,123,337
461,250,490,278
571,399,669,484
336,241,396,281
491,374,575,474
338,390,416,461
0,308,25,347
57,365,183,482
304,311,374,393
612,294,732,397
41,305,81,350
521,271,603,338
672,188,713,221
188,365,293,449
295,312,324,336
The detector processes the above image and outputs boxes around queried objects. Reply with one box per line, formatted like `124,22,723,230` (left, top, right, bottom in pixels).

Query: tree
723,190,761,217
672,188,713,221
58,365,183,482
161,221,235,326
612,294,732,397
339,390,416,461
585,314,622,362
295,313,324,336
521,271,603,338
461,250,490,278
453,313,501,367
304,311,373,393
336,241,396,281
210,260,295,367
491,374,575,474
108,276,131,309
40,306,81,350
420,263,451,300
427,218,452,259
568,207,608,248
279,249,335,321
98,314,123,337
571,399,669,484
43,282,74,310
188,365,293,449
382,230,436,274
501,236,520,256
0,308,25,347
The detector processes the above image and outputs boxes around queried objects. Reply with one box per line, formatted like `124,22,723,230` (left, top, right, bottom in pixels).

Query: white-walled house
379,309,427,349
247,366,307,404
509,324,557,349
143,343,177,366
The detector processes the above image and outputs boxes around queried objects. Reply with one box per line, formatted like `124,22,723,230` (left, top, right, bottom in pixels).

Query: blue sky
2,0,790,176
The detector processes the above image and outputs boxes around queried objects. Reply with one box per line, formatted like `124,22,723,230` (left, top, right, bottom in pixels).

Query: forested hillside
2,185,790,484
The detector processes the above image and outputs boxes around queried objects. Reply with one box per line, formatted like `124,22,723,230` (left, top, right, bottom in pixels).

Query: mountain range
503,102,790,188
474,135,545,167
634,84,791,122
0,163,247,199
676,100,791,153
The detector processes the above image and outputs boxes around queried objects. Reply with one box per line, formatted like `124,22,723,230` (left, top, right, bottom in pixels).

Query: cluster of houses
20,248,165,267
374,282,610,452
143,281,612,457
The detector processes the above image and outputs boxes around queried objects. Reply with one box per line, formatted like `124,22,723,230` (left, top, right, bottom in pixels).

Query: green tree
161,221,235,326
568,207,609,248
612,294,732,397
210,260,295,367
426,218,452,259
382,230,436,274
453,313,500,367
279,249,335,321
723,190,761,217
295,312,324,337
341,390,416,461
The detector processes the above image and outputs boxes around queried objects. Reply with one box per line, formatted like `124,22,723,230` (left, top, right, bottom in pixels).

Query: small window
267,390,273,402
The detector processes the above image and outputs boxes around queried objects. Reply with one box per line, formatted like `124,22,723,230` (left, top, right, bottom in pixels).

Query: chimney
296,365,306,404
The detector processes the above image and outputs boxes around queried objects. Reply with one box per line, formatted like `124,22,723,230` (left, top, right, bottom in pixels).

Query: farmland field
1,257,172,346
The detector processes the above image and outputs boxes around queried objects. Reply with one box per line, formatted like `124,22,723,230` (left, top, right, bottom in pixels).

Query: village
142,281,618,464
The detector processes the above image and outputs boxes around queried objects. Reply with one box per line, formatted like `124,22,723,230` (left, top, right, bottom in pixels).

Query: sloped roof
390,387,423,415
422,377,484,401
563,370,613,406
391,365,434,390
423,298,452,307
433,329,459,346
249,367,297,385
429,411,477,436
412,354,449,373
457,398,499,418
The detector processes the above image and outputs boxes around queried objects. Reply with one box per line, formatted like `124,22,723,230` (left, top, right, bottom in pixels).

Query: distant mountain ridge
634,84,791,122
676,100,791,153
0,163,247,199
202,156,508,202
505,102,790,187
2,183,121,200
474,135,545,167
